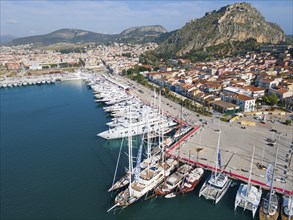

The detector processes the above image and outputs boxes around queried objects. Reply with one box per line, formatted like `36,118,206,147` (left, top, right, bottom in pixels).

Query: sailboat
178,166,204,194
281,195,293,220
154,163,192,195
109,103,178,210
234,146,262,218
259,143,280,220
199,129,231,204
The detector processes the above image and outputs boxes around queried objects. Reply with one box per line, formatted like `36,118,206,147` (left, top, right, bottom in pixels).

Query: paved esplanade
114,74,293,194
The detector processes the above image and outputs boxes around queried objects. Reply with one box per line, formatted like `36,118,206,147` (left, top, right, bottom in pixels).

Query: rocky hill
10,25,167,46
116,25,167,43
155,2,286,57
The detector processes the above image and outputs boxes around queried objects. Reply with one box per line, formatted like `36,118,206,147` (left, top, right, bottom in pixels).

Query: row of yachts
85,73,292,219
0,78,57,88
0,72,87,89
87,75,179,140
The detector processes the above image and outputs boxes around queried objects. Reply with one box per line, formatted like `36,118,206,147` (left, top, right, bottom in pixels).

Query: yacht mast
147,110,151,172
128,106,133,196
247,146,255,196
214,129,221,181
267,136,279,213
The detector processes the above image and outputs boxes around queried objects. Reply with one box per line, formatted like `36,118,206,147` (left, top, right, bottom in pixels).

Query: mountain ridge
10,25,167,46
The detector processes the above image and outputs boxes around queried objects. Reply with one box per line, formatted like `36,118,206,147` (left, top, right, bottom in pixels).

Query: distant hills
154,2,286,57
0,35,17,44
6,2,291,59
10,25,167,46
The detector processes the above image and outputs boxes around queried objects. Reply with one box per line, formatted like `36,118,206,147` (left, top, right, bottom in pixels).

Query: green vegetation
139,51,161,66
124,71,211,116
60,48,87,54
285,119,292,126
122,53,132,58
182,38,262,62
262,94,279,105
122,66,151,86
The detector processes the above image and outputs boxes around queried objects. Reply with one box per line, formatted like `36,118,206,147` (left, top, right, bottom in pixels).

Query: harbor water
1,80,255,219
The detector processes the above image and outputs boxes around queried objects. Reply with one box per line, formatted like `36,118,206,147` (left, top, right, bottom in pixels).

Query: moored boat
259,192,280,220
281,195,293,220
199,129,231,204
179,167,204,194
259,143,280,220
154,164,192,196
234,146,262,218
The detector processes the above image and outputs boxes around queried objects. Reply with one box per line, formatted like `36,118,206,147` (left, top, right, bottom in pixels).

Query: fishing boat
179,167,204,194
199,129,231,204
259,143,280,220
281,195,293,220
234,146,262,218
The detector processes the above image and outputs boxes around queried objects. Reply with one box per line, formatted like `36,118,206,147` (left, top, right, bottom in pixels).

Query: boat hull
199,175,232,204
259,193,280,220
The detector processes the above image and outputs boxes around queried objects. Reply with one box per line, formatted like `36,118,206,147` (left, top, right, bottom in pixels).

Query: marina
84,72,292,217
1,71,292,220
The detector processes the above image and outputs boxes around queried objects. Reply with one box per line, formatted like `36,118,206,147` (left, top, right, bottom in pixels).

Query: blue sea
0,80,255,219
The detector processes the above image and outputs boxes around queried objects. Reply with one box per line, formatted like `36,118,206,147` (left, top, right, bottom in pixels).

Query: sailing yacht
199,129,231,204
234,146,262,218
259,143,280,220
109,107,178,209
178,167,204,194
281,195,293,220
154,164,193,195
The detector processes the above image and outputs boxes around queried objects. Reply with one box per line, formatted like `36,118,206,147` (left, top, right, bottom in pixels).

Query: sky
1,0,292,37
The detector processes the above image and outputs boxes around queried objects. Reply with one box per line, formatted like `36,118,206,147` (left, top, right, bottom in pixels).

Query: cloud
6,19,18,24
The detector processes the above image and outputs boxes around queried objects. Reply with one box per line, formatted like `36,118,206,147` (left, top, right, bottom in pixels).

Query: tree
268,93,279,105
285,119,292,126
263,94,279,105
164,87,170,97
121,69,127,76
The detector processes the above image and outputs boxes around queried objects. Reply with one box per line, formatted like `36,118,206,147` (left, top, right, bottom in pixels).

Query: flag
218,150,222,168
266,164,272,186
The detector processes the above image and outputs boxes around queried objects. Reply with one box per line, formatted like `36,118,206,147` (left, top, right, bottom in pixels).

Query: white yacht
98,116,177,140
199,130,231,204
115,157,178,207
235,146,262,218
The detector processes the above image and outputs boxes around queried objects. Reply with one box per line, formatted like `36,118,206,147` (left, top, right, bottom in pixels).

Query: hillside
0,35,17,44
10,25,167,46
155,2,286,57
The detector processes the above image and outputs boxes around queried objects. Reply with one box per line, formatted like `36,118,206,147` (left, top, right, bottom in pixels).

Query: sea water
1,80,254,219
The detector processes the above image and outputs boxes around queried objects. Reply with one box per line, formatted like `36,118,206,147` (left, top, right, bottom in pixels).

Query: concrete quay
113,75,293,195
